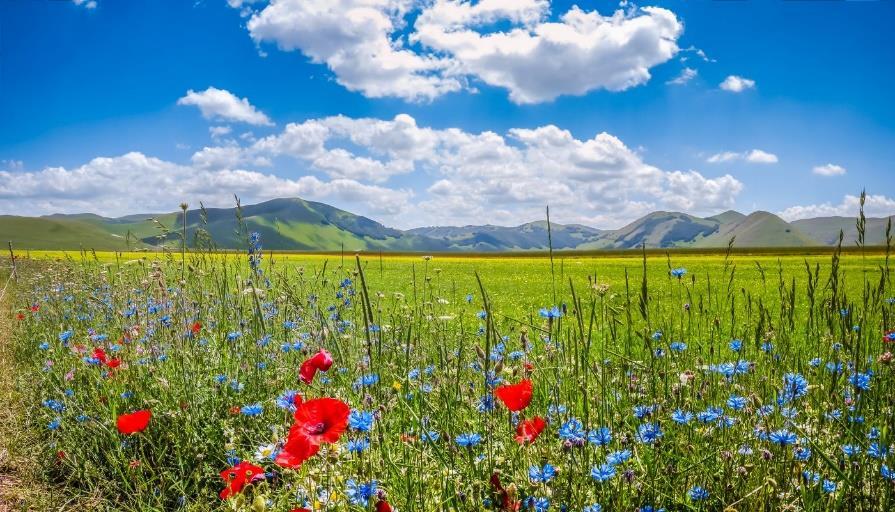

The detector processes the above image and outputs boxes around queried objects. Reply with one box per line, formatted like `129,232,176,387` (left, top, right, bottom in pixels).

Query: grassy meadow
2,241,895,511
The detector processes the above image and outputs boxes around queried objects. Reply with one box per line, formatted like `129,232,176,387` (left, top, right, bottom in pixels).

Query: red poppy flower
514,416,546,444
293,393,304,409
117,410,151,435
376,499,393,512
494,379,533,412
92,347,108,365
291,397,349,444
299,349,333,384
15,313,25,321
275,397,349,468
275,430,320,468
30,304,40,312
107,358,122,369
219,461,265,499
190,321,202,335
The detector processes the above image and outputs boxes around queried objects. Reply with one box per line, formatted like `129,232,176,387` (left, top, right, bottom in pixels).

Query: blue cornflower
868,442,888,459
38,342,50,350
345,479,377,507
539,306,562,319
769,429,797,446
794,446,812,461
669,341,687,352
726,395,747,411
421,430,440,442
455,433,482,447
670,268,687,278
558,418,585,442
525,497,550,512
42,399,65,413
882,464,895,481
633,404,656,419
276,390,299,411
697,406,724,424
606,449,632,466
528,463,556,483
349,410,375,432
48,418,61,430
636,423,663,444
590,463,616,483
240,403,263,416
729,339,743,352
849,372,871,391
826,361,843,374
780,373,809,403
587,427,612,446
822,480,837,493
354,373,380,389
809,357,822,367
58,330,72,343
671,409,694,424
583,505,603,512
226,331,242,341
346,438,370,453
477,395,496,412
688,486,709,501
842,444,861,457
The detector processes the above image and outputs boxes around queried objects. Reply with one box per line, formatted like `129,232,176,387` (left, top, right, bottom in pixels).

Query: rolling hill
1,197,891,251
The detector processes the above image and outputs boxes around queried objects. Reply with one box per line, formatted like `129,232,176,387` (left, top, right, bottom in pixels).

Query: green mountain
1,197,891,251
791,216,894,245
693,211,820,248
407,221,605,251
4,198,447,252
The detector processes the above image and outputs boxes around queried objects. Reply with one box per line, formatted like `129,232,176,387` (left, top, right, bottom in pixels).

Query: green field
2,244,894,510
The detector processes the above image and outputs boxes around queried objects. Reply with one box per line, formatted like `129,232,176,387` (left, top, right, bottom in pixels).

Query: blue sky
0,0,893,228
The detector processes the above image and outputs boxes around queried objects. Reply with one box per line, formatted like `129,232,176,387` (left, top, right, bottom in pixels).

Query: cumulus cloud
719,75,755,93
237,1,683,103
0,114,744,229
707,149,777,164
178,87,273,126
812,163,846,176
0,152,412,218
72,0,97,9
779,194,895,221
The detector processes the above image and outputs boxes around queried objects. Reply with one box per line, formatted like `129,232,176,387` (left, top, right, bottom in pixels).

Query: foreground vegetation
4,233,895,510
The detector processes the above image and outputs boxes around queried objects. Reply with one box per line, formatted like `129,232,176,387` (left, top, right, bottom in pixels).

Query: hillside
1,197,891,251
791,216,893,245
407,221,605,251
694,211,819,248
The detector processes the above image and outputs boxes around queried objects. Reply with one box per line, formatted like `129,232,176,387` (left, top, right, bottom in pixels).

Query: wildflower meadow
3,222,895,511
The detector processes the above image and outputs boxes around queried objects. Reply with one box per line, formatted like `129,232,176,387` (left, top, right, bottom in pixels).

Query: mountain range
0,197,891,252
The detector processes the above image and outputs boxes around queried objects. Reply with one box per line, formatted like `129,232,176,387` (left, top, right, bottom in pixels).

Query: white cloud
72,0,97,9
209,125,232,138
812,163,846,176
0,152,410,218
177,87,273,126
719,75,755,93
667,67,696,85
0,114,744,229
238,1,683,103
779,194,895,220
413,3,683,103
246,0,461,102
707,149,777,164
